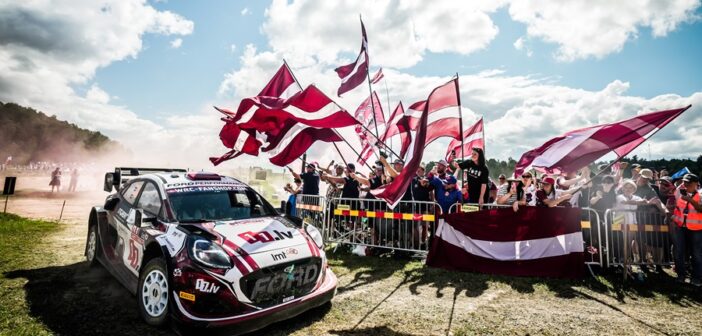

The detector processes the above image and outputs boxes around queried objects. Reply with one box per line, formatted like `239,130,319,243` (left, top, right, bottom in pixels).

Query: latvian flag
335,18,369,96
427,207,585,278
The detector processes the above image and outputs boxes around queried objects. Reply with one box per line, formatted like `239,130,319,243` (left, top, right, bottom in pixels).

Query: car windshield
168,187,277,222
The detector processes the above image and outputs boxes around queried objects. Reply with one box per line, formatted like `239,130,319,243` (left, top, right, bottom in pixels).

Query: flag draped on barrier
514,105,691,177
335,18,368,96
427,207,585,278
446,117,484,161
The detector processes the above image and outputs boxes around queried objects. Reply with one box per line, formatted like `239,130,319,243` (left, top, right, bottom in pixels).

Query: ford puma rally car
85,168,336,333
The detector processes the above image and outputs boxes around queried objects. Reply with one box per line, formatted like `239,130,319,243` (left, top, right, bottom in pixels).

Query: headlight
190,238,232,269
304,223,324,249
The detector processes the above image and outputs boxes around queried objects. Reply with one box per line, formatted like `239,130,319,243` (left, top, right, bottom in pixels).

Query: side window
137,183,162,217
121,181,144,205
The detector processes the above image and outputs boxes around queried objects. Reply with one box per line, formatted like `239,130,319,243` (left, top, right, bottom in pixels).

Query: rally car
85,167,336,334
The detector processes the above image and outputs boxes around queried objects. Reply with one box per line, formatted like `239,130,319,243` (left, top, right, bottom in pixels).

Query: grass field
1,209,701,335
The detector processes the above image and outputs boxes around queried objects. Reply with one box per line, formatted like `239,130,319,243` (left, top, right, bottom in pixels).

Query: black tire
137,258,170,327
85,224,100,267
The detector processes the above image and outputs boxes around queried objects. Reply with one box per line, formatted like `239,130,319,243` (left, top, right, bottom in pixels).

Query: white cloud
86,84,110,104
230,43,237,53
0,0,202,166
513,37,533,57
241,7,250,16
261,0,507,68
507,0,701,61
170,38,182,48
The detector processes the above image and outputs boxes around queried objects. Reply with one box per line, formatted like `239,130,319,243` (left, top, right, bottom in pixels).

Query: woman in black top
456,148,489,206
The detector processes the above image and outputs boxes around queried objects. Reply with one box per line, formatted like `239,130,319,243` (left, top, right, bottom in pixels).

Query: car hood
205,216,311,255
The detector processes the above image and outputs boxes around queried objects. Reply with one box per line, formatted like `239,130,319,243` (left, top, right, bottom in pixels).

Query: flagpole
332,129,374,171
360,15,381,142
454,73,465,185
383,80,393,160
332,142,348,167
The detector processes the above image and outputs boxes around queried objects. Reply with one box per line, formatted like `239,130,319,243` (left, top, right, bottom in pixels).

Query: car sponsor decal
286,247,299,255
166,185,246,194
270,251,287,262
249,263,319,300
179,291,196,302
173,268,182,277
117,208,129,221
155,225,186,256
195,279,220,294
237,230,294,244
165,181,247,188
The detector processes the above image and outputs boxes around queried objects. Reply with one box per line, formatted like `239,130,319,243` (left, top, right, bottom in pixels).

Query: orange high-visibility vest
672,190,702,230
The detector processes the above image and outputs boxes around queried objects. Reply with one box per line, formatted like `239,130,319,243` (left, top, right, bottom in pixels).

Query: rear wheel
86,225,99,266
138,258,170,327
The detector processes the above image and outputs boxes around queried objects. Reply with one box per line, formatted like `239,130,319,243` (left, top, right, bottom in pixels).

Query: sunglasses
521,175,532,178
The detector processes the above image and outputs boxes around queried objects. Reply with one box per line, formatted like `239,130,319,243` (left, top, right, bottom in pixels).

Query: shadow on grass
4,261,334,336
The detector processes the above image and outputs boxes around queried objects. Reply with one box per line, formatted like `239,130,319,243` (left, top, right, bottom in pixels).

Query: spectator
429,174,462,214
635,169,667,212
461,183,470,203
496,178,526,212
497,174,507,189
590,175,617,214
456,148,490,206
283,179,302,216
672,173,702,286
323,164,345,200
630,163,642,180
323,163,360,199
49,167,61,192
521,172,537,206
68,168,79,192
536,177,573,207
287,163,320,196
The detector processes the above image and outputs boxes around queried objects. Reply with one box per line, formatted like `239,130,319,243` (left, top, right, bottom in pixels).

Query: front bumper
173,268,337,334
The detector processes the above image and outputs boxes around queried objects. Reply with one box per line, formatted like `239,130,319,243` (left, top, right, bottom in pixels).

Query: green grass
0,213,59,336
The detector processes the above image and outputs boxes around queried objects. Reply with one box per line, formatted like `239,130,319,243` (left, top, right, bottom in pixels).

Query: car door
107,180,145,285
120,182,164,277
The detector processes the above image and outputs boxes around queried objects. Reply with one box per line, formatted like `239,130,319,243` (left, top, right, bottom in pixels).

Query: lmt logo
271,251,287,261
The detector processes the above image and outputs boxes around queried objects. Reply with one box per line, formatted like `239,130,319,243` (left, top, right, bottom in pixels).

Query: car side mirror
104,173,115,192
127,208,155,228
104,197,120,211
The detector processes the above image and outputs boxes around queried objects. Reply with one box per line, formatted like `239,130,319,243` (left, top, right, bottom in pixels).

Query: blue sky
1,0,701,167
89,2,702,122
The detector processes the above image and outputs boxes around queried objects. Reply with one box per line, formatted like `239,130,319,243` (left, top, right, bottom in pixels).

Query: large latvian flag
427,207,585,278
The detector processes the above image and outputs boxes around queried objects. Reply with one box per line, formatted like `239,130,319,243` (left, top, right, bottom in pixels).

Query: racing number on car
127,240,139,270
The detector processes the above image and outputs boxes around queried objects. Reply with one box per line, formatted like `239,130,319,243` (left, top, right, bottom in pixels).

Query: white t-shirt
615,194,643,224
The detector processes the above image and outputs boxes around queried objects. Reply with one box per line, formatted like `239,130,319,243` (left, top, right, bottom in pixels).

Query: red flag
359,102,409,165
370,81,443,208
514,105,691,177
335,19,369,96
370,68,384,84
236,85,359,131
445,117,484,161
211,63,303,165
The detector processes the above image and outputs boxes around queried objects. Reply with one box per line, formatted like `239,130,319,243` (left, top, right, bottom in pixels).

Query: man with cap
429,174,463,213
288,163,320,196
672,173,702,286
322,163,360,199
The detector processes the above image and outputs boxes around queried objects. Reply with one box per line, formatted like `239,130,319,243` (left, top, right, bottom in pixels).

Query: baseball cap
498,174,506,179
437,159,449,166
346,163,356,171
542,177,555,185
682,173,699,183
639,168,653,179
658,176,673,184
631,163,641,169
393,158,404,164
306,163,315,168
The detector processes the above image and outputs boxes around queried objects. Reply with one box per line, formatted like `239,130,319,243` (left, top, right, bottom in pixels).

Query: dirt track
3,175,702,336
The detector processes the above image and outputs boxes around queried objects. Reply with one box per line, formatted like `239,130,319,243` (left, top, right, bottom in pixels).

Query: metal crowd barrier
446,202,513,213
295,194,327,235
603,208,672,273
325,197,440,253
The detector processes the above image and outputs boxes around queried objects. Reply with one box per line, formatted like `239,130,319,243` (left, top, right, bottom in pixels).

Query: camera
680,189,688,196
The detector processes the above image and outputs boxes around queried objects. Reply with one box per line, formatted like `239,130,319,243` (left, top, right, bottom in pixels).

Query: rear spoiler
104,167,187,192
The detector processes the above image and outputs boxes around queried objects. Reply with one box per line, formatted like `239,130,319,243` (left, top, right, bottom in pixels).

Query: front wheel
137,258,170,327
86,225,99,266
